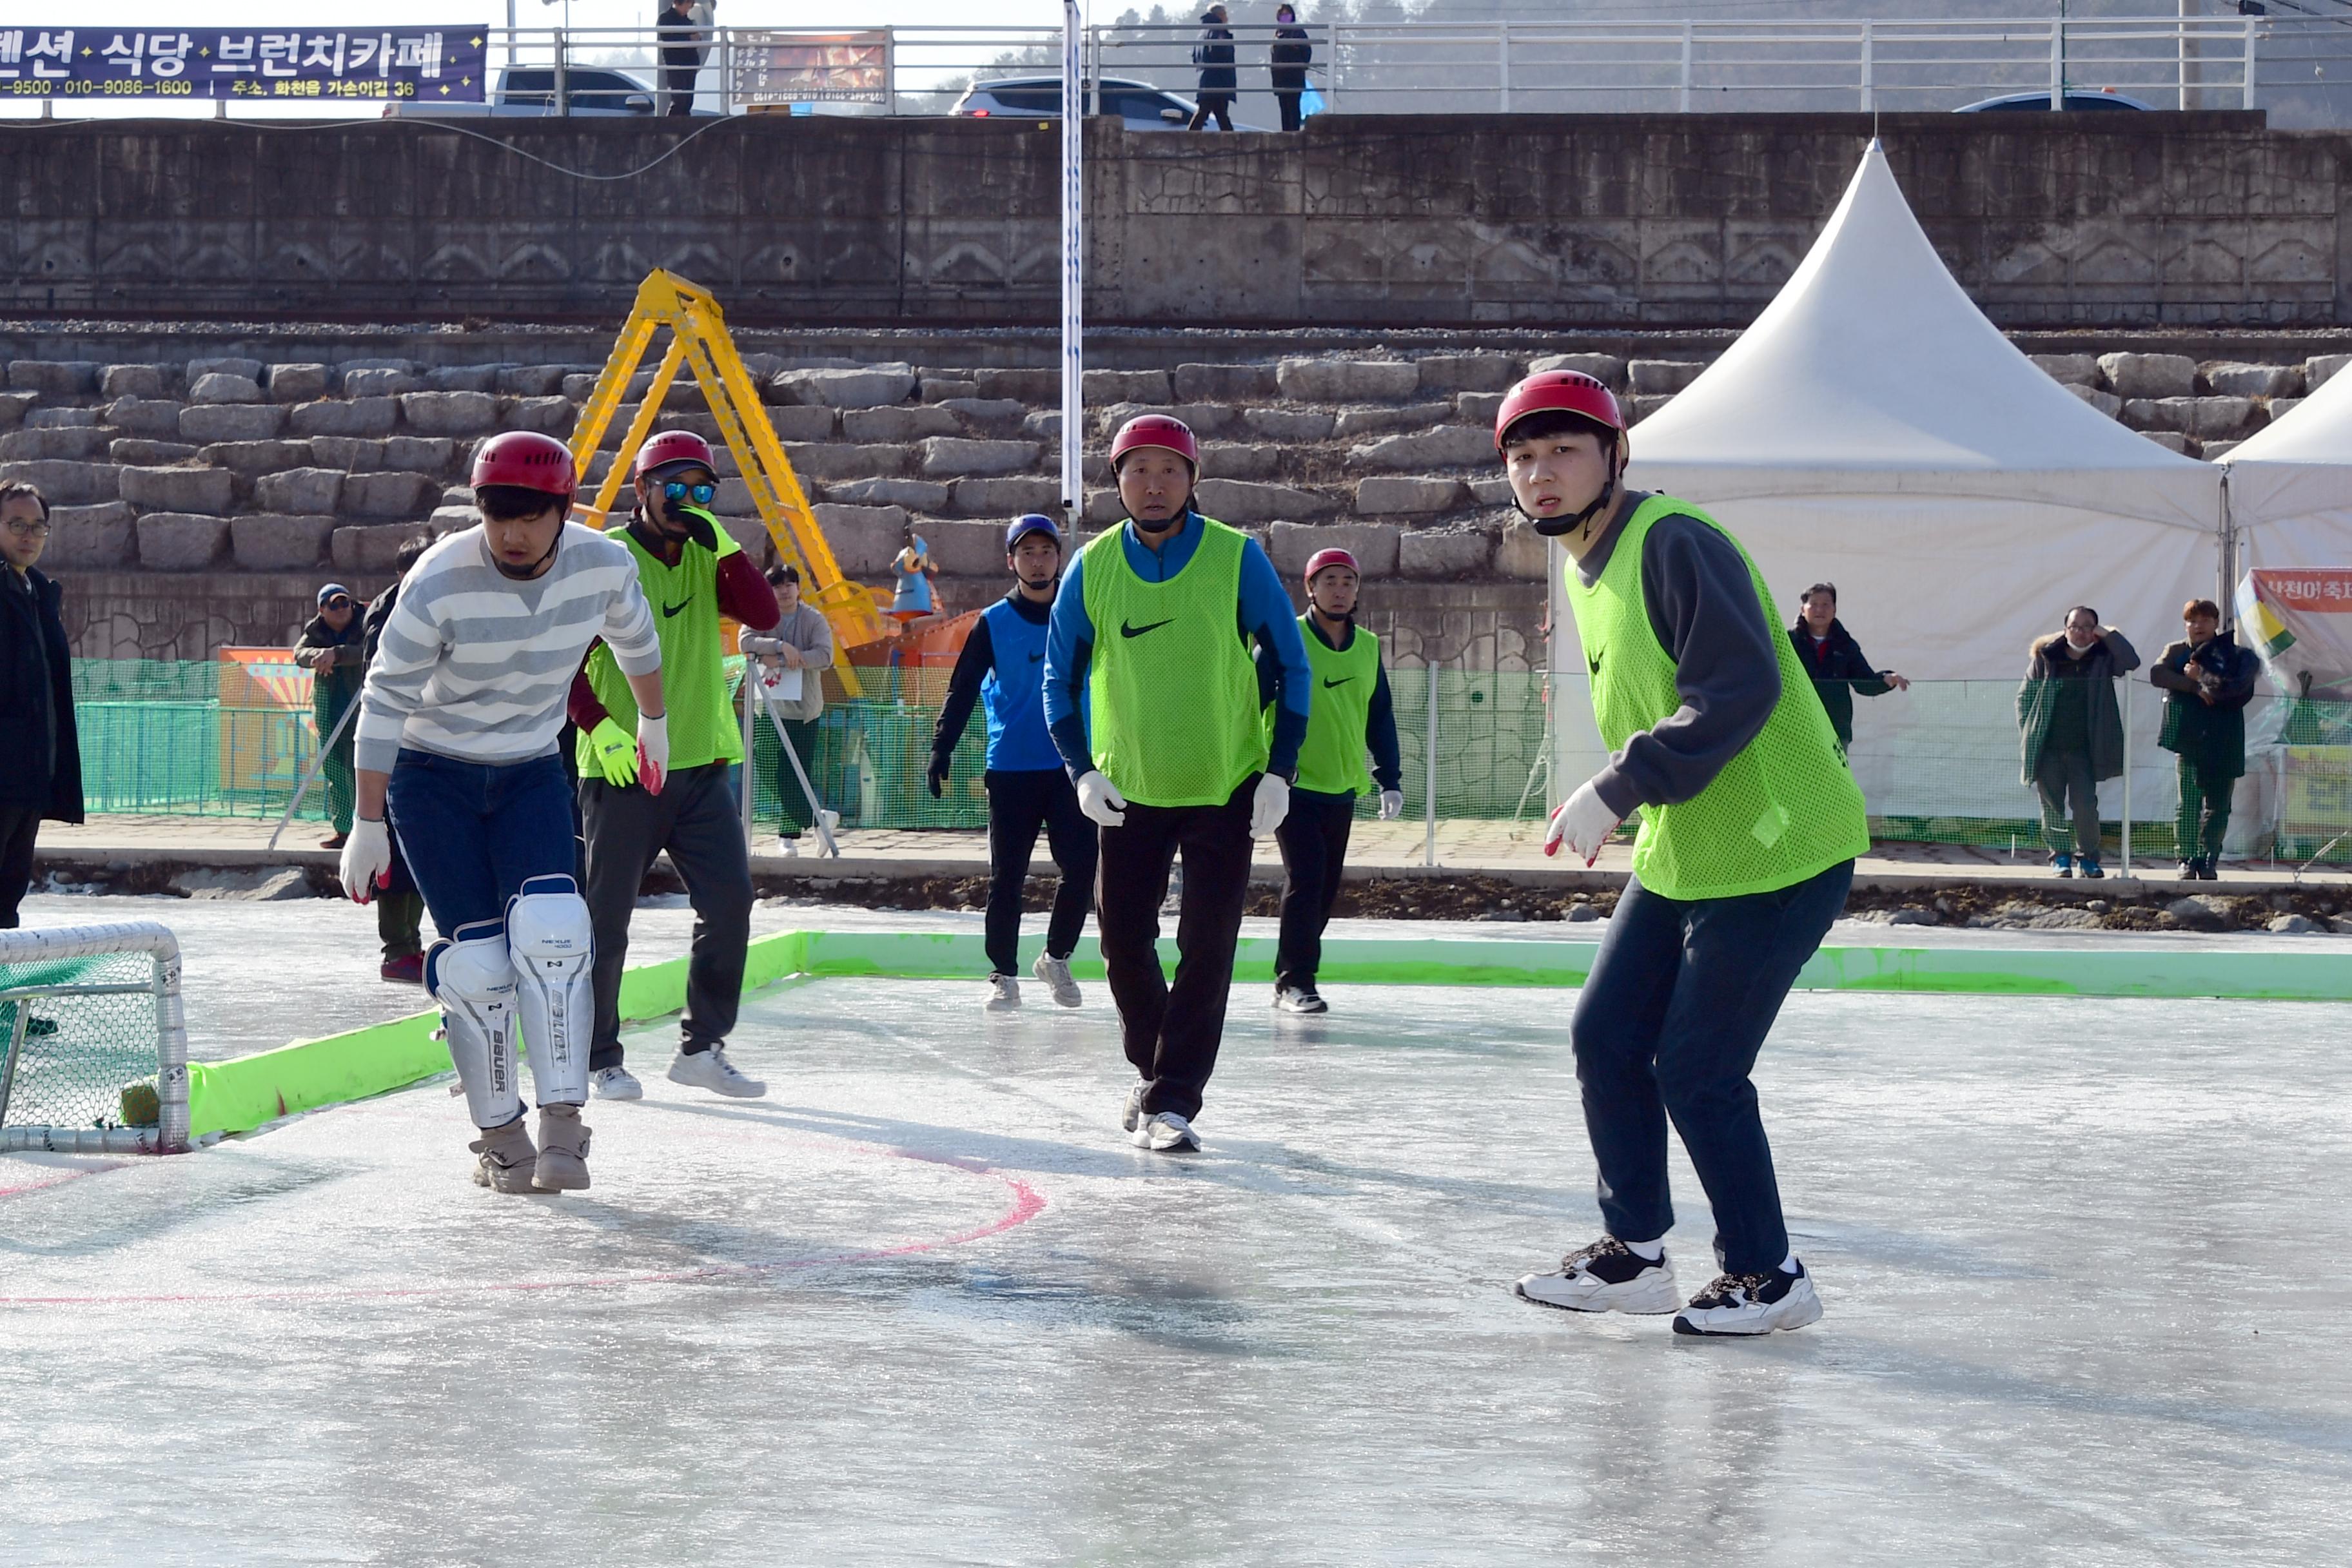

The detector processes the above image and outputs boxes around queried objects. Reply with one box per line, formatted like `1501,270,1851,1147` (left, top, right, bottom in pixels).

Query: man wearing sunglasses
571,429,780,1103
294,582,366,849
0,481,82,931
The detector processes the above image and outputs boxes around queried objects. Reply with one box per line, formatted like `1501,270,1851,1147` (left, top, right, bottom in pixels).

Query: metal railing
8,15,2352,124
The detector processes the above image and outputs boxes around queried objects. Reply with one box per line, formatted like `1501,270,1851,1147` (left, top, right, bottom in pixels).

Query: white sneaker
1274,985,1328,1015
1132,1110,1199,1152
589,1064,643,1101
1121,1081,1146,1133
1514,1236,1681,1315
985,974,1022,1012
1672,1260,1823,1337
667,1044,767,1099
1032,953,1082,1008
776,836,800,858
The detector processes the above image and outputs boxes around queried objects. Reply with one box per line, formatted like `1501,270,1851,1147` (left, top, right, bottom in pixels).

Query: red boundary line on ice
0,1164,126,1200
0,1139,1047,1308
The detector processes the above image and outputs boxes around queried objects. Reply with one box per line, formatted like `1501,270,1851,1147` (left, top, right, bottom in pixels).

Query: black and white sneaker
1671,1260,1823,1337
1513,1236,1681,1315
1274,985,1328,1015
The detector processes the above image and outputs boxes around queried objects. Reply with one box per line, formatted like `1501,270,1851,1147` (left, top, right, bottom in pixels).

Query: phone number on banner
0,28,488,100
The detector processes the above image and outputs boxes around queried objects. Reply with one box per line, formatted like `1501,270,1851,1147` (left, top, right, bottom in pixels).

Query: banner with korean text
0,26,487,103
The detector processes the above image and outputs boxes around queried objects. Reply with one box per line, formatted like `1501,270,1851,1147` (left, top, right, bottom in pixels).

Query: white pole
1424,658,1440,868
2121,674,2134,875
1059,0,1085,524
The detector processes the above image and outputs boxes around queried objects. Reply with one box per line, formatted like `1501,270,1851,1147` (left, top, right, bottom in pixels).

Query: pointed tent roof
2224,358,2352,467
2219,358,2352,539
1627,139,2218,531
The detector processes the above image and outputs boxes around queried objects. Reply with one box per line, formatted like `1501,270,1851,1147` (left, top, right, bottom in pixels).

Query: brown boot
532,1103,592,1192
470,1117,537,1194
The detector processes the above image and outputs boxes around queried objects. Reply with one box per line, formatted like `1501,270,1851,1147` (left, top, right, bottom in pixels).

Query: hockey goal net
0,921,190,1155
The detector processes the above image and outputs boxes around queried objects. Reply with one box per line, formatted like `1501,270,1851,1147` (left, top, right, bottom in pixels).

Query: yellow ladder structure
569,270,886,691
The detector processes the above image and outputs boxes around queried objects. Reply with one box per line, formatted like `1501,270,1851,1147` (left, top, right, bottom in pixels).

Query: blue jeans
1571,858,1854,1277
386,748,578,941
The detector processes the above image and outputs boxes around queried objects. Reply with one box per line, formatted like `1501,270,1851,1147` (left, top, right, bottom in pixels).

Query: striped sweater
355,523,662,773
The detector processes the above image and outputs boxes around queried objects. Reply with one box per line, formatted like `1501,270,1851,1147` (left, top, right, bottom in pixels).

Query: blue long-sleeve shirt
1044,511,1312,781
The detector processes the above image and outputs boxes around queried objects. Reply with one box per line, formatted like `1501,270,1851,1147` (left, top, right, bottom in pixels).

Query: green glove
587,717,640,787
678,504,738,558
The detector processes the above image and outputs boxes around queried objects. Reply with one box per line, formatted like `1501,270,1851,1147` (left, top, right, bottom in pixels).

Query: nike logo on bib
1121,618,1175,640
662,600,691,618
1587,652,1602,677
1322,676,1353,689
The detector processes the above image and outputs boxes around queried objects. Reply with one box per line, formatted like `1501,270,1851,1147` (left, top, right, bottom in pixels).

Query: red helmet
471,431,576,498
1304,547,1358,582
1109,414,1200,472
634,428,716,478
1493,371,1626,455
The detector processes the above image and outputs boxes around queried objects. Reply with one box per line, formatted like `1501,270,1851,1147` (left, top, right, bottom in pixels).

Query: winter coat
2151,631,2257,779
295,612,366,744
1786,617,1892,749
1194,23,1237,95
2017,628,2140,784
1271,25,1311,92
0,564,84,822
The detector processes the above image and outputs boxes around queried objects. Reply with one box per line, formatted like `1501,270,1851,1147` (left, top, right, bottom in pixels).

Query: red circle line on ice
0,1132,1048,1309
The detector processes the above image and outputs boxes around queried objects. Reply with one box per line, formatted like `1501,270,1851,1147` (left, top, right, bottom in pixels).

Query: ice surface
3,899,2350,1563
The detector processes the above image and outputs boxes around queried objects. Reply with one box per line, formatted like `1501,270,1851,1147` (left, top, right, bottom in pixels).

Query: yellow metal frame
570,270,884,693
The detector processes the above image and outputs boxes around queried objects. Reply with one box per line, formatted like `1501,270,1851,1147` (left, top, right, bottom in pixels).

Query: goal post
0,921,190,1155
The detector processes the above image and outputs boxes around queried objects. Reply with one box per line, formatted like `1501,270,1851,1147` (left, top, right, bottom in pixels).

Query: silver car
952,75,1262,131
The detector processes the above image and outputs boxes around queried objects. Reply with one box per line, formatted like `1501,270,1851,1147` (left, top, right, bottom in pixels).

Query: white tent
1551,139,2226,825
2220,361,2352,573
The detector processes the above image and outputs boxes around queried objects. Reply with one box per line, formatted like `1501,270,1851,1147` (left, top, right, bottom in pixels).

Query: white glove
1544,778,1623,866
1250,772,1290,838
636,709,669,796
339,816,391,905
1076,770,1128,828
1378,789,1404,821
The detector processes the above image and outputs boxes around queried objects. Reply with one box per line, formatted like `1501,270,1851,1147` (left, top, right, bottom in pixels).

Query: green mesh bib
578,524,741,774
1283,614,1379,796
1081,518,1268,808
1563,495,1868,900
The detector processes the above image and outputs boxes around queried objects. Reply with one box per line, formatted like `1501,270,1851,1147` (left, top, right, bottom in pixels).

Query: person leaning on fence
658,0,703,117
1787,582,1908,756
2151,597,2256,883
1270,5,1312,131
740,563,837,858
293,582,365,851
0,480,83,932
2017,606,2139,880
1190,5,1238,132
359,538,432,984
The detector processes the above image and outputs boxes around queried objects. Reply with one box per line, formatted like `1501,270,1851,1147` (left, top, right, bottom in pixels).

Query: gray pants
580,761,752,1070
2034,748,2101,859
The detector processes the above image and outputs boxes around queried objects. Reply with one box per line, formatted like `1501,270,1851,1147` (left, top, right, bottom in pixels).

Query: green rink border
181,929,2352,1140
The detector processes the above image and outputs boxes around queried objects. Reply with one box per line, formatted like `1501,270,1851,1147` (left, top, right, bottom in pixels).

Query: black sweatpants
580,761,754,1069
0,802,40,929
983,769,1098,978
1095,776,1257,1122
1273,787,1354,992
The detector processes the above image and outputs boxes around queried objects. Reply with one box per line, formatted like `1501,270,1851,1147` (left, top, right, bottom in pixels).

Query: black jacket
1194,23,1237,93
0,565,84,822
1271,25,1311,90
2151,630,2258,778
295,612,366,734
1786,617,1892,749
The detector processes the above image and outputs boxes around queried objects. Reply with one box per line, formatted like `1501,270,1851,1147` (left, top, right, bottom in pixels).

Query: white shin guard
508,875,595,1108
427,925,522,1130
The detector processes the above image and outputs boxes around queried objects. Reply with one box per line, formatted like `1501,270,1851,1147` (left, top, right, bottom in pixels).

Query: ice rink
5,894,2351,1564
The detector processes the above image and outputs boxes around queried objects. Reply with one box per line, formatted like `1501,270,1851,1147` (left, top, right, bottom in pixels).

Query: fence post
2049,15,2064,108
1498,22,1510,114
2121,677,2134,876
1326,21,1341,110
2242,14,2257,112
1678,22,1692,112
1424,658,1440,868
1859,19,1873,112
554,29,567,116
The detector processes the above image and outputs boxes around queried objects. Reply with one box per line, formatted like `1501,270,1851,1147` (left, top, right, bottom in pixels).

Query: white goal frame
0,921,190,1155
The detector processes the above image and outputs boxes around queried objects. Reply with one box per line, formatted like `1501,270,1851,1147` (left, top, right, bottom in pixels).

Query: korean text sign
0,27,487,101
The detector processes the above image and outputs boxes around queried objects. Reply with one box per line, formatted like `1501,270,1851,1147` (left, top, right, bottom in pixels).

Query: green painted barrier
180,927,2352,1140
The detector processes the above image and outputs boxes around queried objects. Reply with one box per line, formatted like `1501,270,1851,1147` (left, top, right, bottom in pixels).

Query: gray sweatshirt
1571,494,1783,820
740,602,836,721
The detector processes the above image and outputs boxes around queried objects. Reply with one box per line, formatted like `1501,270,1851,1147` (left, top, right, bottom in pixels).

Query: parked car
1955,88,2155,112
952,74,1265,131
385,64,719,117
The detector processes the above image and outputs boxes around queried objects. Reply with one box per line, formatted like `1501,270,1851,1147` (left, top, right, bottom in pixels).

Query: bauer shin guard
508,874,595,1108
427,923,523,1130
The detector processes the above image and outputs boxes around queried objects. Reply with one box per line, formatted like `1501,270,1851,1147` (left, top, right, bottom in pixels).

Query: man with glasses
0,482,81,929
570,430,779,1102
293,583,366,849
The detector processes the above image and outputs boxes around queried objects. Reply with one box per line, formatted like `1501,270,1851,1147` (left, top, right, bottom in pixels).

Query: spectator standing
1786,582,1908,754
2017,606,2139,879
0,482,82,930
658,0,702,117
293,583,365,849
2151,597,2257,881
1270,4,1312,132
360,540,432,983
1190,5,1237,132
740,564,837,857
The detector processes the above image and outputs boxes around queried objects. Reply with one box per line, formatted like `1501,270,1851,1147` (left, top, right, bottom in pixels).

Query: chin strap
1531,461,1619,541
493,520,564,580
